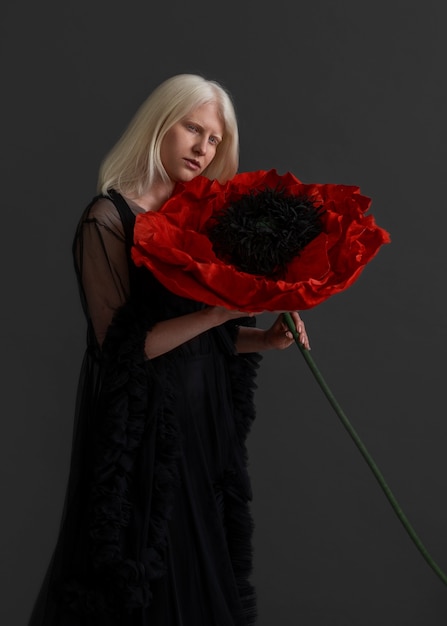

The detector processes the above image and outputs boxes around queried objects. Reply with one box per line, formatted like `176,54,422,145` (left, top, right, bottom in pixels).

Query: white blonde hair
98,74,239,196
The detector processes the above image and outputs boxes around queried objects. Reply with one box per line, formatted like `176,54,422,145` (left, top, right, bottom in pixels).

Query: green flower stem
283,311,447,587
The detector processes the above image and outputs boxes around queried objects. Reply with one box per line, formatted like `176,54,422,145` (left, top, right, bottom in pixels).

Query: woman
29,73,308,626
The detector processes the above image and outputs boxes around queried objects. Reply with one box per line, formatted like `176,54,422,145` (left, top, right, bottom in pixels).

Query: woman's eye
209,136,219,146
187,124,198,132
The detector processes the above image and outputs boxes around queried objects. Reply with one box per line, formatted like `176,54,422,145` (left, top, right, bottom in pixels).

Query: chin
179,171,203,182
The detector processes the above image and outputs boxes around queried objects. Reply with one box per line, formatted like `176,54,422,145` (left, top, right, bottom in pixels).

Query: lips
184,158,201,170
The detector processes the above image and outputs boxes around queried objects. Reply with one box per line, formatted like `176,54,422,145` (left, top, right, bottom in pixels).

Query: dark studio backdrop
2,1,447,624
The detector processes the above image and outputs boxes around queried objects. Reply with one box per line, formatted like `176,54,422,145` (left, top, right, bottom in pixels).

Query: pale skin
124,101,310,360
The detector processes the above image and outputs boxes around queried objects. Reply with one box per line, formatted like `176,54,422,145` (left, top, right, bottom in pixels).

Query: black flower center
207,187,325,278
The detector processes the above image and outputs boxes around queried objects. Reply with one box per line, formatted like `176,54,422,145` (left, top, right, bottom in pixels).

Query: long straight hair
98,74,239,196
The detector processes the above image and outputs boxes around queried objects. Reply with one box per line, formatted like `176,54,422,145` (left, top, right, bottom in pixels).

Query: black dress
28,191,262,626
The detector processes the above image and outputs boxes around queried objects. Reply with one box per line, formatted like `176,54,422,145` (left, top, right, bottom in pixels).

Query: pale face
160,101,224,183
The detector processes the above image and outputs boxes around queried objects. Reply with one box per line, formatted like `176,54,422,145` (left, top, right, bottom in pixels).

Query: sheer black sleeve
73,196,131,347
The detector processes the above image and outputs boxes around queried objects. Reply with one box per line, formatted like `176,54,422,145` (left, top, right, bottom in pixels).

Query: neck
127,179,175,212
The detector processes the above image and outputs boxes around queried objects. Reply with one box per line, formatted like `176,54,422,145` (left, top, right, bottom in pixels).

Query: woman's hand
264,311,310,350
236,311,310,354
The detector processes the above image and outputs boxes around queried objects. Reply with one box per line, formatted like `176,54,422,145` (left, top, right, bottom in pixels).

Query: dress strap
107,189,136,256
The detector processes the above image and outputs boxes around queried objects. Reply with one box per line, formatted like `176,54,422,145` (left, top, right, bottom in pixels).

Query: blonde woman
29,74,308,626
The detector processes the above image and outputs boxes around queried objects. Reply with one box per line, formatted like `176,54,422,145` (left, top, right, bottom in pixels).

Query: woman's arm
144,307,255,359
145,310,310,359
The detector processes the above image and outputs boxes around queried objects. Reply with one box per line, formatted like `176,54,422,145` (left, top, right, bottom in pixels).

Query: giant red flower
131,169,390,312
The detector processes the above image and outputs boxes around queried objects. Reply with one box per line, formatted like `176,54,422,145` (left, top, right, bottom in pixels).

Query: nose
193,137,208,156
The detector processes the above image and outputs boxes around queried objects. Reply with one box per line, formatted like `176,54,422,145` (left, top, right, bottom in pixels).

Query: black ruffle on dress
28,191,262,626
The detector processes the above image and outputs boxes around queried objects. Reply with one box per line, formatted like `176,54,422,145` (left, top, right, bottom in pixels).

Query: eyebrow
185,118,223,142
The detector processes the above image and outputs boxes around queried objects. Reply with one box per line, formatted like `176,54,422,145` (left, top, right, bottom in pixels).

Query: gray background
2,1,447,624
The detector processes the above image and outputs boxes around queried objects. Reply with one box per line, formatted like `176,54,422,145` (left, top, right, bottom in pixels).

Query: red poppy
131,169,390,312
